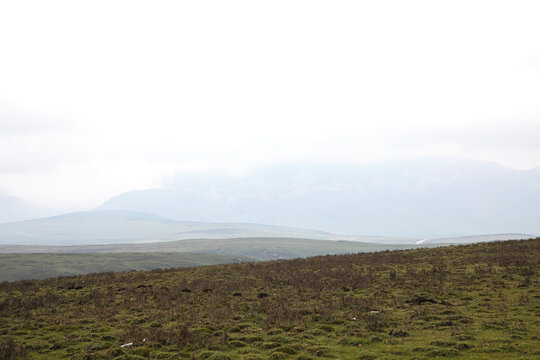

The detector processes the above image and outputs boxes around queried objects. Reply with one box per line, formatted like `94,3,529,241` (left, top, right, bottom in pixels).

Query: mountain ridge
99,159,540,237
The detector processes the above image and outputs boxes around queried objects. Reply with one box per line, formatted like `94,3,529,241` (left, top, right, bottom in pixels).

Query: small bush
269,352,288,359
357,355,377,360
273,345,298,355
0,337,28,359
269,335,292,343
455,342,473,350
427,348,459,357
389,329,408,337
244,335,264,343
208,354,232,360
109,348,124,357
429,340,456,347
319,325,334,332
132,346,152,356
228,340,247,348
267,328,284,335
308,346,332,357
200,352,232,360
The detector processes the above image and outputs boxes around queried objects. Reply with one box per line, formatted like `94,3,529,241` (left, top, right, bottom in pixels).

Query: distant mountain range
99,159,540,237
1,158,538,242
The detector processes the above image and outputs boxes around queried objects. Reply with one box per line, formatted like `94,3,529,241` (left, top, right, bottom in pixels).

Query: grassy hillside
0,238,538,359
0,253,255,282
0,210,364,246
1,209,526,248
0,237,431,260
420,233,533,244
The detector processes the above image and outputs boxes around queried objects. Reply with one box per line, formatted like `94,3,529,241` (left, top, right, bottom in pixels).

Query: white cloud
0,0,539,209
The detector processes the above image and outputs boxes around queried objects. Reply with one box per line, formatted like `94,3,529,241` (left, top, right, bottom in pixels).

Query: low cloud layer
1,1,539,209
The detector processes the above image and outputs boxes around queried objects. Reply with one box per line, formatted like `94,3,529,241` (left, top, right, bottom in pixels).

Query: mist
1,1,539,238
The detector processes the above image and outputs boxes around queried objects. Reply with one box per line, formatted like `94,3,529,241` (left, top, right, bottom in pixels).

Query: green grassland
0,237,430,259
0,253,255,282
0,239,538,359
0,237,443,282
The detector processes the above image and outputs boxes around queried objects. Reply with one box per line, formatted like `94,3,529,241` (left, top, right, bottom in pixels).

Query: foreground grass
0,239,538,359
0,253,255,282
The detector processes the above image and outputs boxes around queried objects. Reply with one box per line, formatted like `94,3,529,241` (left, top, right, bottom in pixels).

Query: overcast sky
1,0,539,210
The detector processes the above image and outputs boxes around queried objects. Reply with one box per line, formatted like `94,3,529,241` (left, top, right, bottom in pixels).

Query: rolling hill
0,252,255,282
417,233,533,244
0,237,428,260
0,210,414,246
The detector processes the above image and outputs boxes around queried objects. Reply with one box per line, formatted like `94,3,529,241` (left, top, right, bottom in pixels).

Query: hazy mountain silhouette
100,159,540,237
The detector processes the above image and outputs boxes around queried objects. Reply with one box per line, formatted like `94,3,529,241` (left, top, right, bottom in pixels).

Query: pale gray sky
1,0,539,209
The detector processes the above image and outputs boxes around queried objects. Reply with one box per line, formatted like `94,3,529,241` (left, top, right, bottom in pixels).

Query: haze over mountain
100,159,540,238
0,210,348,246
0,192,55,224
